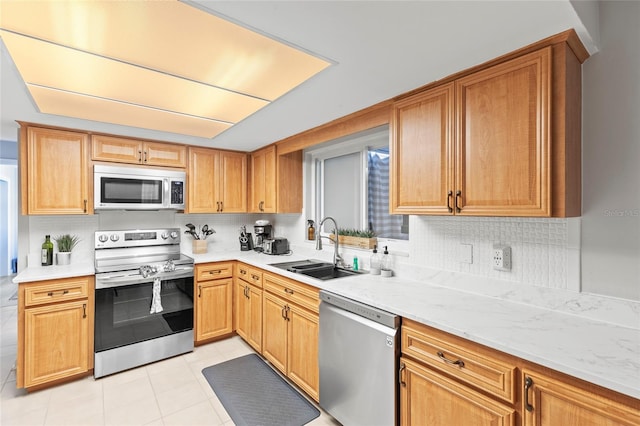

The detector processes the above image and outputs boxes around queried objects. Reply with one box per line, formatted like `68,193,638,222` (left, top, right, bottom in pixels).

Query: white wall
581,0,640,300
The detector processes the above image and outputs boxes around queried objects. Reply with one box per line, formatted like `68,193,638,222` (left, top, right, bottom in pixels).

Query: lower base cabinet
195,263,234,343
18,276,94,389
400,356,515,426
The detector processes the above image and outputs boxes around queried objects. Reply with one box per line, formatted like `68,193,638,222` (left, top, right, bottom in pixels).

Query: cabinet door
187,147,219,213
391,83,455,215
250,146,276,213
400,357,515,426
288,304,319,401
522,371,640,426
91,134,143,164
144,141,186,168
25,127,90,215
247,285,263,353
455,47,551,216
195,278,233,342
218,151,247,213
24,300,90,387
262,292,288,373
234,281,249,341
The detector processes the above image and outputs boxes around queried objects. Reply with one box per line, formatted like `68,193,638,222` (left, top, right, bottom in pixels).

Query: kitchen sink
269,259,363,280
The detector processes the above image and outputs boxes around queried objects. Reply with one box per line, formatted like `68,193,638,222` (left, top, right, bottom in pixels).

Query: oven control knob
110,234,119,242
170,231,178,239
98,234,108,243
161,232,169,240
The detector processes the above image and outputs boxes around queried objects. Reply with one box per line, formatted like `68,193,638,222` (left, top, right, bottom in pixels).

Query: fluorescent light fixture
0,1,330,139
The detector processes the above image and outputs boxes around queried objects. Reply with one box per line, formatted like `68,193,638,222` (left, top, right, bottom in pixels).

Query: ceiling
0,1,597,152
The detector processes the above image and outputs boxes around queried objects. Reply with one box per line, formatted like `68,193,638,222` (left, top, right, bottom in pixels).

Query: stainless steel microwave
94,164,186,211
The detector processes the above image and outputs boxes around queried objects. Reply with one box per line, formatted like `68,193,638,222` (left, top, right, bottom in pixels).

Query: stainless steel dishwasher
319,290,400,426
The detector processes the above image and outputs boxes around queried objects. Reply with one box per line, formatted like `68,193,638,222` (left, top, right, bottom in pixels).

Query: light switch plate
460,243,473,264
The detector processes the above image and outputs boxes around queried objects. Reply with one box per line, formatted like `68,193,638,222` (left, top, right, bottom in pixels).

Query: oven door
94,276,193,354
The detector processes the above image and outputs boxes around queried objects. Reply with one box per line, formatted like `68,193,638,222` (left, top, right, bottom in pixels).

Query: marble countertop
13,246,640,399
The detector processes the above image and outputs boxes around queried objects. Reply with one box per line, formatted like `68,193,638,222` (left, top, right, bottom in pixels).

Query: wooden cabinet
19,125,91,215
262,273,319,401
91,134,186,168
522,370,640,426
400,319,516,425
250,145,277,213
234,263,263,352
391,42,582,217
400,357,515,426
187,147,247,213
195,262,234,343
17,276,94,389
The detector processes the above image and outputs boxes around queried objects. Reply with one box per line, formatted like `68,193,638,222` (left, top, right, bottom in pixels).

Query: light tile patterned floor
0,275,340,426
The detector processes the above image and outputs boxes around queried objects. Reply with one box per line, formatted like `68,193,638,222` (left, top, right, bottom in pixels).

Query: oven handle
96,268,194,289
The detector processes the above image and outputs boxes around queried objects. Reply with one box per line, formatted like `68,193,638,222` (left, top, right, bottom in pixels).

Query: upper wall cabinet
20,124,91,215
92,134,186,168
250,145,277,213
187,147,247,213
391,40,583,217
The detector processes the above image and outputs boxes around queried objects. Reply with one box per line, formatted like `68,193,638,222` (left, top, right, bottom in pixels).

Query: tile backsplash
26,212,580,292
408,216,580,291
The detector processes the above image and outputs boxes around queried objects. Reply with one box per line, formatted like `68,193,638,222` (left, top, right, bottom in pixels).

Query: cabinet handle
216,201,221,212
446,190,453,213
219,201,223,212
143,151,148,163
399,362,406,387
47,289,69,297
82,303,87,318
281,305,287,320
284,288,294,295
285,305,290,321
251,274,260,281
524,376,534,412
246,286,251,299
437,351,465,368
198,285,202,298
240,270,247,275
138,150,142,162
83,199,87,213
259,201,264,212
455,190,462,213
209,270,222,275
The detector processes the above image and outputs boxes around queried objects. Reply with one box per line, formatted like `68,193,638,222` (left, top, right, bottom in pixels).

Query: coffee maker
254,222,273,251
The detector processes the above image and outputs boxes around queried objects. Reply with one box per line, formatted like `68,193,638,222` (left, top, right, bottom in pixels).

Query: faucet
316,216,343,268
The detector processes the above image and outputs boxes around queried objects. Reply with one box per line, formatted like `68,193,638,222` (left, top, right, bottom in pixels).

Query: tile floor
0,275,340,425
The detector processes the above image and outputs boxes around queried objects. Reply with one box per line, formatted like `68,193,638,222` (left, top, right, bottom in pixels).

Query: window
307,126,409,241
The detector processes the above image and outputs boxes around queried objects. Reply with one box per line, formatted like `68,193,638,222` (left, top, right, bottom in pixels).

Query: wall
1,140,18,275
581,0,640,300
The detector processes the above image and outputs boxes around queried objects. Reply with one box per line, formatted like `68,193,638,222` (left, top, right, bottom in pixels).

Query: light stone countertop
13,246,640,400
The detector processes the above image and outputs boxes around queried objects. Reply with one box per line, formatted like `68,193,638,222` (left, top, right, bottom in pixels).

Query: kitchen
1,1,639,425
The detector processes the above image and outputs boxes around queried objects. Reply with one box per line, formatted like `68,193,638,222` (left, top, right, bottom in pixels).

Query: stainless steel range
94,228,194,378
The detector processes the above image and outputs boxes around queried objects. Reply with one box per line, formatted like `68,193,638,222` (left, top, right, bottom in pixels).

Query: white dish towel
150,277,164,314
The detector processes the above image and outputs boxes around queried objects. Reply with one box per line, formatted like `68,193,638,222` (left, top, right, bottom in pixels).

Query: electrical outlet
493,245,511,271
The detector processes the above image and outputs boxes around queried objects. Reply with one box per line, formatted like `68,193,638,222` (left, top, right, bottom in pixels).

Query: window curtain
368,153,404,239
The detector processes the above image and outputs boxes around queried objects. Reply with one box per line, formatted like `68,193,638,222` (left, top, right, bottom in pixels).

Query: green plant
336,228,376,238
54,234,80,252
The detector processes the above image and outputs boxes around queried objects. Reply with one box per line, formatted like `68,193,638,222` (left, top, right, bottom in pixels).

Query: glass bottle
369,245,381,275
307,220,316,240
41,235,53,266
381,246,391,272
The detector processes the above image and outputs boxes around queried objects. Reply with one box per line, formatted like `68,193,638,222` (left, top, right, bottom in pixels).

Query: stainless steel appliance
94,164,186,210
253,224,272,251
319,290,400,426
264,237,289,255
94,228,194,378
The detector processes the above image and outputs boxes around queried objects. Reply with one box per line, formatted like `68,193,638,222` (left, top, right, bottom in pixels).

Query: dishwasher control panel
319,291,399,329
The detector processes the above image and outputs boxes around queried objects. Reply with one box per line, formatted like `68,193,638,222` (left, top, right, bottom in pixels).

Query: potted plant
330,228,377,249
54,234,80,265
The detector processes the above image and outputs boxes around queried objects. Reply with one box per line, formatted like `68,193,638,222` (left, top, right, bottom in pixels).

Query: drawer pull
437,351,465,368
251,274,260,281
524,376,534,412
240,270,247,275
208,270,222,275
47,289,69,297
399,362,406,387
284,288,294,295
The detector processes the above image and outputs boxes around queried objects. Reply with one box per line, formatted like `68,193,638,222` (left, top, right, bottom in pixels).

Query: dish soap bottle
307,220,315,240
381,246,392,277
41,235,53,266
369,245,381,275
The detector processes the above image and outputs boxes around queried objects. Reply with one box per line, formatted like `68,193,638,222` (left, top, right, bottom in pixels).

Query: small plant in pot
54,234,80,265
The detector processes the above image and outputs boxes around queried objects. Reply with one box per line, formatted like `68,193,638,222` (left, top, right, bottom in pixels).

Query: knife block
192,240,208,254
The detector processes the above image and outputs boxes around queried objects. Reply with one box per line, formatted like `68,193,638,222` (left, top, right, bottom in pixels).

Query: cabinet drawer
236,263,263,288
196,262,233,281
24,277,89,307
402,319,516,403
263,273,319,313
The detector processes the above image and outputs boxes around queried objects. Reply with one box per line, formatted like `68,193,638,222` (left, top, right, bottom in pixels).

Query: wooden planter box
330,234,377,249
